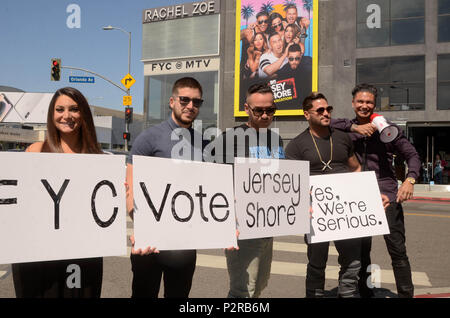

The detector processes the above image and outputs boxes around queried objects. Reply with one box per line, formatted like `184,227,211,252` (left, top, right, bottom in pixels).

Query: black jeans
359,202,414,298
12,258,103,298
305,237,361,298
130,250,196,298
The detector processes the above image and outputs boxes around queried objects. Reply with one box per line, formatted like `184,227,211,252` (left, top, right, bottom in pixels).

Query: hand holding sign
308,171,390,244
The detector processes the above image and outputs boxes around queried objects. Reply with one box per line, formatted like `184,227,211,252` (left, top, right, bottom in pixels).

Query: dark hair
256,11,269,20
45,87,102,154
284,4,298,12
252,32,268,52
302,92,328,112
172,77,203,97
288,43,302,54
268,31,281,43
246,82,274,101
352,83,378,101
269,12,284,31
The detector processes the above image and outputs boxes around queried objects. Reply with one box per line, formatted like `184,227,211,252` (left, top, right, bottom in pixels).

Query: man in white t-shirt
258,32,289,79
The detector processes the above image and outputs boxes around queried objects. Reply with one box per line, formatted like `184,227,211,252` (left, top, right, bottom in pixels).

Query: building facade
141,0,450,184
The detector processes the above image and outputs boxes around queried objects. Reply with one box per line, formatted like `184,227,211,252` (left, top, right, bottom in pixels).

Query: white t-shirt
258,52,287,78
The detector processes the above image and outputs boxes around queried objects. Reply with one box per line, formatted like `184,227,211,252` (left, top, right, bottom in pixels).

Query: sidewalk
410,184,450,202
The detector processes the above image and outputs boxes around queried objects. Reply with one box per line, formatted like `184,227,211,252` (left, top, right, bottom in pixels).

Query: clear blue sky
0,0,186,114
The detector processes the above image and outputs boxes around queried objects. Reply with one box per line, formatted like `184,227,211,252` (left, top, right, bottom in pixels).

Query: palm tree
241,4,255,27
283,0,297,10
303,0,313,20
260,1,274,15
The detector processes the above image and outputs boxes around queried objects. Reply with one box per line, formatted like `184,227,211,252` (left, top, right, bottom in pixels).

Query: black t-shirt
285,127,355,175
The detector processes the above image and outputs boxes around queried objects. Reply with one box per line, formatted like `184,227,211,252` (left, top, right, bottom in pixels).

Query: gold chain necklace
309,129,333,171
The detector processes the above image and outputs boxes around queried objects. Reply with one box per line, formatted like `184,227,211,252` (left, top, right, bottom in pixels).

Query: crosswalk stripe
119,248,431,287
195,254,432,287
274,241,338,256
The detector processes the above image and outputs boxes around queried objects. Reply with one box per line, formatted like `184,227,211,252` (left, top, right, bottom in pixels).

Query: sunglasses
176,96,204,108
272,22,282,29
248,106,277,116
288,57,301,61
258,19,268,25
312,106,333,114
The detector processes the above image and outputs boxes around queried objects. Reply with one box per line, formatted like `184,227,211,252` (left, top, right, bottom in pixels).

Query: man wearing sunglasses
126,77,206,298
285,92,363,298
212,83,284,298
277,43,312,106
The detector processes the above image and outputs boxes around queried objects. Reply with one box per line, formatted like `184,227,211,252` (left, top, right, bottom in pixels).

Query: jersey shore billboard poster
234,0,318,117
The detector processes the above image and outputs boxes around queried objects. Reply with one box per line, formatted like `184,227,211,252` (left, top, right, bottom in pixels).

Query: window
356,56,425,110
145,71,219,128
438,54,450,110
357,0,425,48
438,0,450,42
142,15,220,61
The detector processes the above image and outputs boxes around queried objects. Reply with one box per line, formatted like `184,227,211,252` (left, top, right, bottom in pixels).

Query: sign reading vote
132,156,237,250
234,159,310,240
0,152,127,264
307,171,390,244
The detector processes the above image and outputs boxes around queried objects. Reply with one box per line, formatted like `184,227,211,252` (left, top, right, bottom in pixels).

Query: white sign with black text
132,156,237,250
307,171,390,244
234,159,310,240
0,152,127,264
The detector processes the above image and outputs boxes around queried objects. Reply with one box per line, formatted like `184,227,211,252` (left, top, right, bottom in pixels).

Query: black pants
130,250,196,298
305,237,361,298
12,258,103,298
359,202,414,298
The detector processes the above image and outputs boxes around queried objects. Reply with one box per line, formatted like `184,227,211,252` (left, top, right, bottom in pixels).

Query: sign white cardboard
234,158,310,240
0,152,127,264
307,171,390,244
133,156,237,250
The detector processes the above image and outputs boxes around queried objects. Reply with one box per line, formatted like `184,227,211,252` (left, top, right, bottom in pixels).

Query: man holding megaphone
331,83,421,298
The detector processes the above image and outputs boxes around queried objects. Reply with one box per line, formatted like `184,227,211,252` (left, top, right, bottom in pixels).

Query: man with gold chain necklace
285,92,364,298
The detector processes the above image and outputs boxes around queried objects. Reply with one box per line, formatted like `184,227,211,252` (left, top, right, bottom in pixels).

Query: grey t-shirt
128,116,205,163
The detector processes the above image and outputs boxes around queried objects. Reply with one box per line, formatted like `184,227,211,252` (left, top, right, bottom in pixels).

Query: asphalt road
0,200,449,298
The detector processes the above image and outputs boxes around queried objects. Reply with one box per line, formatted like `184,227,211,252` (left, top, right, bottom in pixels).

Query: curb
410,196,450,203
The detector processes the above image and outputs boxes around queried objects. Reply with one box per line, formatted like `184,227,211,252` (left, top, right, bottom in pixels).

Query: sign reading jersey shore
307,171,390,244
133,156,237,250
0,153,126,264
235,0,318,117
234,159,310,239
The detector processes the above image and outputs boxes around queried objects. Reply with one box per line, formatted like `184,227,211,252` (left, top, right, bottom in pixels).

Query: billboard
234,0,318,117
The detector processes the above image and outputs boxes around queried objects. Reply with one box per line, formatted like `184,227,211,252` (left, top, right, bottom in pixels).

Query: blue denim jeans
225,237,273,298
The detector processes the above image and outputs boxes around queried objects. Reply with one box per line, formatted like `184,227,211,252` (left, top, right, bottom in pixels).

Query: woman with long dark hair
12,87,104,298
244,32,269,79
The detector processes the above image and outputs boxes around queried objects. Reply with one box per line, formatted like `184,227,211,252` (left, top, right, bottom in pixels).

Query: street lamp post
103,25,132,151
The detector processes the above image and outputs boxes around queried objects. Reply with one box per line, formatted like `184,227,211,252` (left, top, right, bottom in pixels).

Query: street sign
121,74,136,89
123,95,132,106
69,76,95,83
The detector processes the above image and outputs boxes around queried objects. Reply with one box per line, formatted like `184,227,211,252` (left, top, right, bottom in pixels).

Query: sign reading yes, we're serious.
132,156,237,251
308,171,390,244
0,152,127,264
234,159,310,240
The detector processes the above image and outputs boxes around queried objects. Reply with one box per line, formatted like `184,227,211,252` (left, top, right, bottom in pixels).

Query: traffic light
125,107,133,124
51,58,61,81
123,132,130,141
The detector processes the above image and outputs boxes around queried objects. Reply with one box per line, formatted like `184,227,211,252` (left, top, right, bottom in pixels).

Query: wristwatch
405,177,416,185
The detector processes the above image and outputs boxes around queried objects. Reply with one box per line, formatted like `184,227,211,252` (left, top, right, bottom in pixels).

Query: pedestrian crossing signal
51,58,61,81
123,132,130,141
